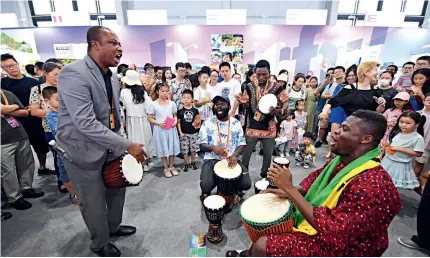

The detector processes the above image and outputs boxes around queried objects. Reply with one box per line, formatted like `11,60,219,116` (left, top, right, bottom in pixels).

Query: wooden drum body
103,154,143,188
239,193,293,243
214,160,242,196
203,195,226,244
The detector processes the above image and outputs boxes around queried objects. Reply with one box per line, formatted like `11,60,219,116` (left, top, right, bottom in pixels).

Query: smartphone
325,73,331,79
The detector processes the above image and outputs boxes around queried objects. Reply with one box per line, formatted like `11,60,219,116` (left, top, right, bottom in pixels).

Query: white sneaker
149,162,155,168
143,165,149,172
304,164,309,169
285,153,290,157
280,153,285,158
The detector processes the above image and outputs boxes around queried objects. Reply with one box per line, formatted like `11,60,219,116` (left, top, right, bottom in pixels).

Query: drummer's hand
319,111,329,120
212,146,228,159
269,106,281,116
261,188,290,199
127,142,147,164
268,164,294,192
227,155,238,169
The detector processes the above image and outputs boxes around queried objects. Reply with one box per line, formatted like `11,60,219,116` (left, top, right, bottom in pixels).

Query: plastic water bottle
48,140,72,162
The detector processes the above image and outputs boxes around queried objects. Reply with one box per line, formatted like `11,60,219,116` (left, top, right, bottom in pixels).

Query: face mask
379,79,390,86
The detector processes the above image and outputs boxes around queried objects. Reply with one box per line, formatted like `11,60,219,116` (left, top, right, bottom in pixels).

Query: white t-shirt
210,78,241,115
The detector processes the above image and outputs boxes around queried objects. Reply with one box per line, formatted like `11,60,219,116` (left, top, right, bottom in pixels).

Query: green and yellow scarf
293,147,381,235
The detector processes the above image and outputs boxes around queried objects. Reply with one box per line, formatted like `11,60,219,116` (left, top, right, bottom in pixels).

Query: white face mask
379,79,390,86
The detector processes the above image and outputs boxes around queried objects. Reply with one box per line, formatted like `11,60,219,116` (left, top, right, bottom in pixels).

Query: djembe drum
254,178,269,194
240,193,293,243
214,159,242,212
103,154,144,188
203,195,226,243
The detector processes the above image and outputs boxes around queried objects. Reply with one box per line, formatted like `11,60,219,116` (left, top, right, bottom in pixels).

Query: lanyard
216,117,230,147
108,96,115,130
0,90,9,105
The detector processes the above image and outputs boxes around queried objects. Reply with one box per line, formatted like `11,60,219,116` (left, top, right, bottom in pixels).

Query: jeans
242,136,275,178
277,140,292,155
45,132,61,185
200,159,251,195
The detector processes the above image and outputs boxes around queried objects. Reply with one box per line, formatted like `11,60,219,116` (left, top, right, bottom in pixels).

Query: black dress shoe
110,225,136,237
1,212,12,221
22,189,45,198
10,198,32,210
92,243,121,257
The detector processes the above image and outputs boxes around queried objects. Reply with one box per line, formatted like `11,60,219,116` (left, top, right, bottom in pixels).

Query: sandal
233,194,242,206
170,167,179,176
164,168,173,178
225,250,247,257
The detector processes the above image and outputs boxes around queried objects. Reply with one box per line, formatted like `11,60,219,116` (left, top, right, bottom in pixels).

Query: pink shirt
383,108,403,138
280,120,297,140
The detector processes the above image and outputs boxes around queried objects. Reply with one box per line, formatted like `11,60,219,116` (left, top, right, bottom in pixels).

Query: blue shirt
197,116,246,160
45,110,58,136
316,84,328,111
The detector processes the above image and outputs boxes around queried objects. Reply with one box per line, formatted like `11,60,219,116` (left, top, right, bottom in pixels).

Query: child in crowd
42,86,79,205
295,132,316,169
290,100,307,151
381,92,410,154
177,89,201,172
406,68,430,111
194,71,213,123
277,112,297,157
381,111,425,189
394,62,415,91
147,82,181,178
415,93,430,194
119,69,154,172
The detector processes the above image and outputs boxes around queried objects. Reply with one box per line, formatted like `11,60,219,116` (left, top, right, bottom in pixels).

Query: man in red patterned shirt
226,110,402,257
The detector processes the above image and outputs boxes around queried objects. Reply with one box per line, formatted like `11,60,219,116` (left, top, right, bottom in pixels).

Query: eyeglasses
3,63,18,69
404,67,413,70
177,69,186,72
416,62,428,67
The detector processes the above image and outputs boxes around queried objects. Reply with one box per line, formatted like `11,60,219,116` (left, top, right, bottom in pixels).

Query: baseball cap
393,92,410,101
212,95,230,104
144,63,154,71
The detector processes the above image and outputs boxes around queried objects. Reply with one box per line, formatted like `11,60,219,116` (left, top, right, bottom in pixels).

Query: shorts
57,155,70,182
20,117,49,154
416,150,430,164
180,133,199,153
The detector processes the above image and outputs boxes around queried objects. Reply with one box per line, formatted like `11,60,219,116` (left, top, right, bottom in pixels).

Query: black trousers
417,177,430,250
200,159,251,195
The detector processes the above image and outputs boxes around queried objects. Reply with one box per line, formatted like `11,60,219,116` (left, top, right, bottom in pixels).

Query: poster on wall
210,34,243,64
0,29,40,67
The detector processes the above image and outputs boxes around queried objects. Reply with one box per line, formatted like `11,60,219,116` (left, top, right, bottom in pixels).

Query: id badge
253,111,262,121
109,109,115,129
2,115,20,128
